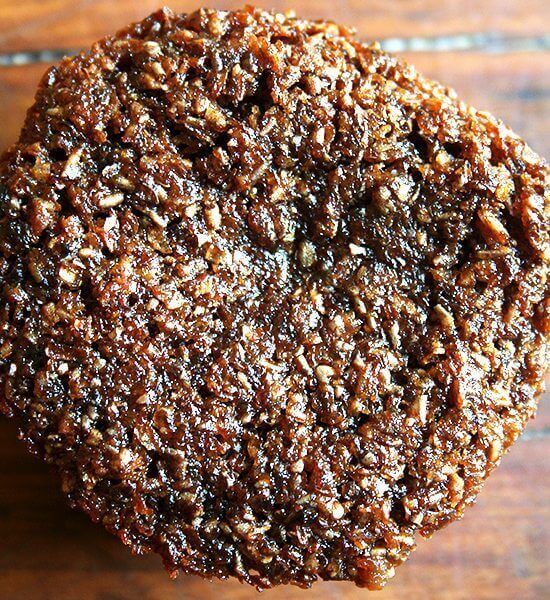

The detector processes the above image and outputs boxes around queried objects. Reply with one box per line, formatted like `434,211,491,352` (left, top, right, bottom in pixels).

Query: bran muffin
0,7,548,590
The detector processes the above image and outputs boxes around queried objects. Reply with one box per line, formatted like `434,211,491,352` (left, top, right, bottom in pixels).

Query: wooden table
0,2,548,599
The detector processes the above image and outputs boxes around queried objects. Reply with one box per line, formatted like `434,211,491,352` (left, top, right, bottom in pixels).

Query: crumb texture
0,6,548,590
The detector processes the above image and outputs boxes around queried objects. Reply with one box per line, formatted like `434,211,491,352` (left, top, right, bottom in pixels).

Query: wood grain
0,0,549,53
0,417,547,600
406,51,550,158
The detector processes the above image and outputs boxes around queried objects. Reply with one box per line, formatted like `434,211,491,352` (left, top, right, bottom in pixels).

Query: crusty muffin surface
0,6,547,590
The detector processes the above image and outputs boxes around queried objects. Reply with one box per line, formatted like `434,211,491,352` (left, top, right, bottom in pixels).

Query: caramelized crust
0,7,548,589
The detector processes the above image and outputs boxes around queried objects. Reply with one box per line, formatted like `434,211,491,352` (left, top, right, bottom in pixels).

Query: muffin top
0,6,547,590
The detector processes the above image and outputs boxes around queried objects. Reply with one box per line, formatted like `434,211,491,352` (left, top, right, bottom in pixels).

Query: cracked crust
0,6,548,590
